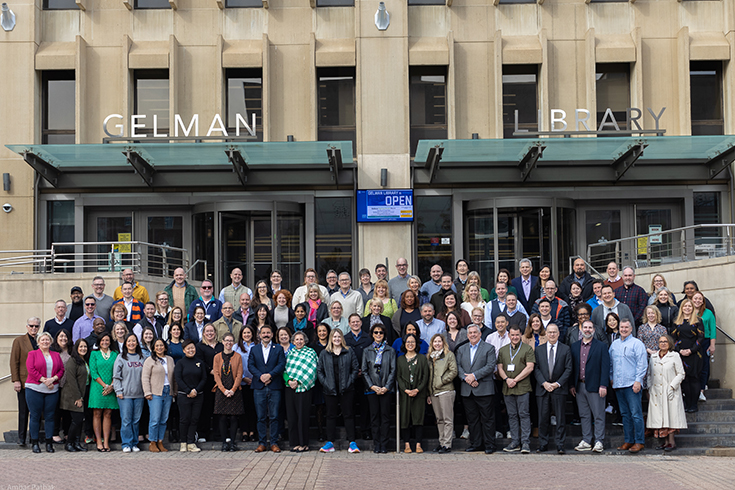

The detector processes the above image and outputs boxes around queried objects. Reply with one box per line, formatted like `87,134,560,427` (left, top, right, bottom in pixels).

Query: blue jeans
147,385,172,441
26,389,58,442
616,386,644,444
118,397,144,449
253,387,282,446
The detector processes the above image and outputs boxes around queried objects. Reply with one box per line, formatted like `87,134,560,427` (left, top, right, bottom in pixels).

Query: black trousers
353,389,371,435
537,392,567,448
401,425,424,444
493,380,509,433
67,411,85,444
683,374,700,410
463,394,496,451
197,381,216,438
324,389,355,443
219,415,238,442
17,389,29,444
367,393,391,448
286,388,312,447
240,386,257,435
178,394,204,444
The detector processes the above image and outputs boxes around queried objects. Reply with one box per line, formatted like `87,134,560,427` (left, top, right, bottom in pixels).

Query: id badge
507,364,515,372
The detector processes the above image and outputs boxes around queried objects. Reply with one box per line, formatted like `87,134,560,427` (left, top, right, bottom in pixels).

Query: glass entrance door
220,208,303,292
466,203,553,289
86,211,134,272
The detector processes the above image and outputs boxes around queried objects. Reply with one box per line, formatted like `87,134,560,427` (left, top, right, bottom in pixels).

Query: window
502,65,537,138
42,71,75,144
318,67,356,153
43,0,80,9
226,0,262,6
690,61,723,135
409,66,447,156
408,0,445,4
133,69,169,136
596,63,630,132
415,196,452,281
47,201,75,269
694,192,721,242
497,0,535,4
315,197,352,280
135,0,171,8
316,0,354,5
226,68,263,141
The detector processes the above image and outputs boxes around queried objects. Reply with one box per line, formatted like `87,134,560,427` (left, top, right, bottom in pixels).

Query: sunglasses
201,286,212,290
373,331,384,335
85,303,96,307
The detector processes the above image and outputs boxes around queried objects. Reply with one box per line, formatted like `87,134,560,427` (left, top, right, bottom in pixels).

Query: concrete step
702,388,732,400
686,410,735,423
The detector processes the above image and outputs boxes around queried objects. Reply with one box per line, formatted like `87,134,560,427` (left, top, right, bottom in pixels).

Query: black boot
229,442,240,452
221,440,230,452
46,441,55,453
65,442,78,452
31,440,41,454
74,441,88,452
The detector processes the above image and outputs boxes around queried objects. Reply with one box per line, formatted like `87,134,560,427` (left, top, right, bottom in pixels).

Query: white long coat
646,351,688,429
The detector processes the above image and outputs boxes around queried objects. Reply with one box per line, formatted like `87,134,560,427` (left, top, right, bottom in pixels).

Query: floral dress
637,322,667,389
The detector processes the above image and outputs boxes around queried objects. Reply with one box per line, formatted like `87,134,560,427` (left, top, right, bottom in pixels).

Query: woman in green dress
89,332,119,451
397,333,428,453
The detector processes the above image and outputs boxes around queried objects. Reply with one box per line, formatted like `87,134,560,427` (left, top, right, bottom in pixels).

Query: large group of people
9,258,716,455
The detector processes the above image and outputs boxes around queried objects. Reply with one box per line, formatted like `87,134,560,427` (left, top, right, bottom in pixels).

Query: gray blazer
590,301,637,341
456,340,496,397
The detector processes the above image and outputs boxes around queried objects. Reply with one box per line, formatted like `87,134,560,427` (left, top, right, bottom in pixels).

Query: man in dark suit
456,324,497,454
247,324,287,453
511,258,539,312
570,320,610,453
534,323,573,454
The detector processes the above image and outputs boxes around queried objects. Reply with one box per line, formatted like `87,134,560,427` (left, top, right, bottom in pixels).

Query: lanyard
509,343,522,363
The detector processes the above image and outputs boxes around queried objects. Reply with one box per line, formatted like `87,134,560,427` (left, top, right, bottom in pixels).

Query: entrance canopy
413,136,735,185
6,141,354,189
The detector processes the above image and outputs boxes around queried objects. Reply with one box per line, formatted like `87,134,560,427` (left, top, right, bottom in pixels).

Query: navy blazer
511,275,539,312
248,342,287,390
570,338,610,394
183,321,204,343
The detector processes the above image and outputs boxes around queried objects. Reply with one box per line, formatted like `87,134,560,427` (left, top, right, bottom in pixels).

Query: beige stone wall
636,256,735,393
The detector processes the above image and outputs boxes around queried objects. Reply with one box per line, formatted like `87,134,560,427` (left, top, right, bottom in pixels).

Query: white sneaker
495,431,503,439
550,415,557,426
197,437,207,443
506,431,512,439
460,428,470,439
699,392,707,402
575,440,592,452
122,447,131,453
132,446,140,452
593,441,604,453
605,404,614,414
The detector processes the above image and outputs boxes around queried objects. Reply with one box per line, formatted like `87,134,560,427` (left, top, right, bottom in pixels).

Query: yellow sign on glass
637,236,648,255
118,233,132,253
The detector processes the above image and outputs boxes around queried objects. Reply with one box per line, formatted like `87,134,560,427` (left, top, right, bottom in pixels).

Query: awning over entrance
5,141,354,189
413,136,735,185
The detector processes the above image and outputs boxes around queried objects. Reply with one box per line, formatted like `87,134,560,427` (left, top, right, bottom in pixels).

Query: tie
548,344,555,376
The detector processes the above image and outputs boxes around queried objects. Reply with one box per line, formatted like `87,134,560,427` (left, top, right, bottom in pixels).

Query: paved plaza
0,449,732,490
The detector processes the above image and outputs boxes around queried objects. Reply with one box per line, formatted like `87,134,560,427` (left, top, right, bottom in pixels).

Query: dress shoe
628,443,644,453
271,444,281,453
222,441,231,452
242,434,250,442
379,447,388,454
617,442,633,451
465,446,480,452
536,445,548,453
31,440,41,454
557,447,566,455
664,444,676,452
656,441,667,450
433,445,442,453
439,446,452,454
74,442,88,452
46,442,55,453
229,443,240,452
255,444,266,453
65,443,78,452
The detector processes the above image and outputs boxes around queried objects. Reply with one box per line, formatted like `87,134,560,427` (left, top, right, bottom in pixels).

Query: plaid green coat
284,346,318,393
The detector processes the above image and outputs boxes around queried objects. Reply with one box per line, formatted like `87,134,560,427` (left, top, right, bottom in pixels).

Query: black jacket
174,355,208,395
317,348,359,396
558,272,595,302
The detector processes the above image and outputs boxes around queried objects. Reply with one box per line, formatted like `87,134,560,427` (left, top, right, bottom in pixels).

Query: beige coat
646,351,687,429
141,356,177,397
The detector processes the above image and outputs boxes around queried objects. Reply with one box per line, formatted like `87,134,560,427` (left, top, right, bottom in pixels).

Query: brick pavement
0,450,732,490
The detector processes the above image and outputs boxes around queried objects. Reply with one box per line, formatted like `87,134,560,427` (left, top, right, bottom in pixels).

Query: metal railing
587,224,735,272
0,241,189,278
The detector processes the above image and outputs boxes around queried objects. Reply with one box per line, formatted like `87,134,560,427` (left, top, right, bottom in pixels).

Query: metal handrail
567,255,605,279
52,241,188,254
0,374,12,384
716,325,735,344
588,224,735,248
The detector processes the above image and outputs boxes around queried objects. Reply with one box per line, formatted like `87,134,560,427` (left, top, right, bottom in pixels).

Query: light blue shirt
469,341,480,367
609,335,648,389
418,317,446,344
72,314,103,343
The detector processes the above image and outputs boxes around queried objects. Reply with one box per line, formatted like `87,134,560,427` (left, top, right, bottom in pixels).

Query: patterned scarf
373,340,387,365
307,299,321,323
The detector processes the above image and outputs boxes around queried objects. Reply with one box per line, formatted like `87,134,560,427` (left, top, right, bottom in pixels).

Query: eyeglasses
578,312,590,317
28,324,40,328
85,303,96,307
201,286,212,290
373,331,384,336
